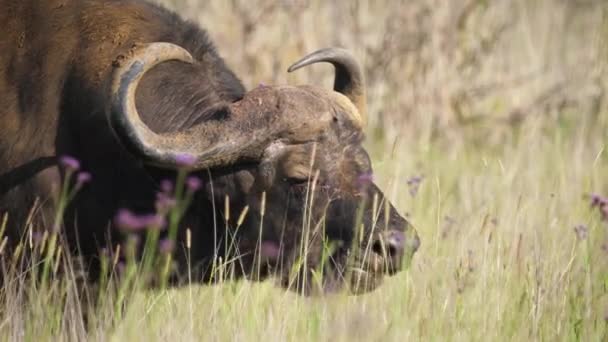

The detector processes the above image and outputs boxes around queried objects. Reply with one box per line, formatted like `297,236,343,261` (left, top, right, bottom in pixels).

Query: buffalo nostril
370,229,418,275
372,230,405,258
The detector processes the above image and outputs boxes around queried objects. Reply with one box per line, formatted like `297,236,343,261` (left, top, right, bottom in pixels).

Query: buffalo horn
110,43,264,169
288,48,367,126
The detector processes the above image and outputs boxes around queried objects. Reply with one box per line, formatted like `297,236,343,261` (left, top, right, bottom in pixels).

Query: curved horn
287,48,367,125
110,43,282,170
110,42,196,166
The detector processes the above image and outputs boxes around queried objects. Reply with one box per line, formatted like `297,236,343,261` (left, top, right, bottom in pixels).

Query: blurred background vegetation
159,0,608,147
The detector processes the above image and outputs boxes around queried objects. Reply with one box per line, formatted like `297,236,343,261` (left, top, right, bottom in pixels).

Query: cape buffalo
0,0,419,294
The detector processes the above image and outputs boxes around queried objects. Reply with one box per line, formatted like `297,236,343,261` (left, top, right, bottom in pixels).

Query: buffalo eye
285,176,309,186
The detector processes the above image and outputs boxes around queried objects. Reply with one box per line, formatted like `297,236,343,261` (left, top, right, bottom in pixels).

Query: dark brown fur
0,0,245,271
0,0,419,294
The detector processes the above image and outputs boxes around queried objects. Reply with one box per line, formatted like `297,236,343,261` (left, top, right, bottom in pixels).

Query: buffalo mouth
316,242,416,295
348,253,403,294
344,251,387,294
182,238,414,295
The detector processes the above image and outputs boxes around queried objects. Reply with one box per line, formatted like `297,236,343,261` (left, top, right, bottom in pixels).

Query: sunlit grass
0,113,605,340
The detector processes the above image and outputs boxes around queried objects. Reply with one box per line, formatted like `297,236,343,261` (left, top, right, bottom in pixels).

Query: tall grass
0,0,607,340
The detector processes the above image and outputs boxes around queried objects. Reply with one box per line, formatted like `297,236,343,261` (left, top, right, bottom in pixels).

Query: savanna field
2,0,608,340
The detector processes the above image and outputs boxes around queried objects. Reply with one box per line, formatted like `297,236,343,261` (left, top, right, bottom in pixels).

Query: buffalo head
109,44,420,294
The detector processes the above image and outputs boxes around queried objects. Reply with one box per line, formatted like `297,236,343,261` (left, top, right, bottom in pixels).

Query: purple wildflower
186,176,202,192
407,175,424,197
357,172,374,184
155,192,177,213
260,240,280,261
160,179,174,194
159,238,175,254
175,153,196,168
59,155,80,171
573,224,588,240
114,209,166,231
590,193,608,208
76,172,92,186
356,172,374,192
589,193,608,221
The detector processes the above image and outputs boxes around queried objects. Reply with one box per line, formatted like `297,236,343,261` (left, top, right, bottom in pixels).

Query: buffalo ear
278,143,316,181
